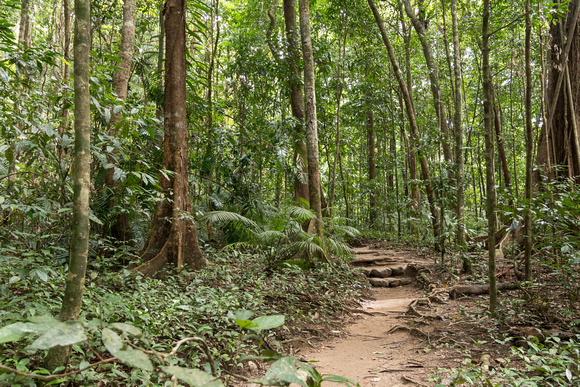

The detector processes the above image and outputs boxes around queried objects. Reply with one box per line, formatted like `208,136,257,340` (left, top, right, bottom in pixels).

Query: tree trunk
298,0,323,237
368,0,441,249
400,17,420,212
537,0,580,181
106,0,137,243
524,0,533,282
283,0,309,204
44,0,91,370
329,18,347,217
18,0,32,47
398,91,419,212
368,109,377,228
492,86,512,189
482,0,497,316
451,0,468,272
136,0,207,276
339,152,350,219
402,0,453,166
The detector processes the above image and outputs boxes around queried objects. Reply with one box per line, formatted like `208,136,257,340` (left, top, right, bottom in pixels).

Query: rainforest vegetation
1,0,580,385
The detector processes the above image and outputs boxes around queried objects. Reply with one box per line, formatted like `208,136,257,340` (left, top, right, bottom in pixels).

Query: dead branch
449,281,519,299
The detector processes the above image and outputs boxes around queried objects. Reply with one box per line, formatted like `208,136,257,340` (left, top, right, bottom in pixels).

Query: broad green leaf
250,315,285,331
26,315,59,332
27,321,86,350
102,328,153,371
0,322,41,343
162,366,224,387
235,319,259,329
110,323,142,337
0,315,58,343
229,310,254,321
263,357,307,387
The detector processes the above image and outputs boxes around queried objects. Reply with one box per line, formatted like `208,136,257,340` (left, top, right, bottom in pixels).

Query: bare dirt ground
293,246,457,387
240,243,519,386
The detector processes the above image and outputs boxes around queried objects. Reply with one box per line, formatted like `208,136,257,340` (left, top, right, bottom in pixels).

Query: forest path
296,246,440,387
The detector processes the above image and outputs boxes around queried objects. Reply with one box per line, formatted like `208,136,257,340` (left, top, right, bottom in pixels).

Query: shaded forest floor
240,241,580,386
2,238,580,386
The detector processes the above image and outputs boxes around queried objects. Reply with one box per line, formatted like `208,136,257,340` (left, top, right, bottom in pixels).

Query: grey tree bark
44,0,91,370
298,0,323,237
402,0,453,166
368,109,377,228
524,0,533,281
451,0,468,272
106,0,137,243
482,0,497,315
283,0,309,204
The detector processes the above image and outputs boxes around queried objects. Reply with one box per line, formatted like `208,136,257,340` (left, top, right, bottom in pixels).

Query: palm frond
288,206,316,223
291,233,325,260
330,224,361,238
325,237,355,260
199,210,258,229
256,230,289,246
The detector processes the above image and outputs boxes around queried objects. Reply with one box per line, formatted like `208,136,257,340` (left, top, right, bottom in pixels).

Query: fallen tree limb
449,281,519,300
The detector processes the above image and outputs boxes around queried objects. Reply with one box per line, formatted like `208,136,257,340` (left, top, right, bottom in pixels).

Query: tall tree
536,0,580,181
283,0,309,204
402,0,453,166
298,0,323,237
106,0,137,243
368,0,441,249
18,0,31,47
367,108,377,228
44,0,91,370
451,0,468,271
482,0,497,315
136,0,207,275
524,0,533,281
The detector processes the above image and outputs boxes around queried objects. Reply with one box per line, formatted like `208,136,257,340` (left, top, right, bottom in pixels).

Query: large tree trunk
44,0,91,370
482,0,497,315
136,0,207,276
106,0,137,243
537,0,580,181
283,0,309,204
298,0,323,237
451,0,468,272
368,0,441,249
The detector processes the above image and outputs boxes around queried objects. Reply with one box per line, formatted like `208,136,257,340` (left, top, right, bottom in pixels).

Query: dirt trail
295,246,439,386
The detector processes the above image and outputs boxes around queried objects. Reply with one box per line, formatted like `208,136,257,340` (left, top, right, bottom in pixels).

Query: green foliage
432,335,580,386
200,205,359,265
0,243,366,385
249,356,359,387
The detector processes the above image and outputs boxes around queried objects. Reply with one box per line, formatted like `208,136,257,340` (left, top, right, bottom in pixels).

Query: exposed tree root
387,325,430,343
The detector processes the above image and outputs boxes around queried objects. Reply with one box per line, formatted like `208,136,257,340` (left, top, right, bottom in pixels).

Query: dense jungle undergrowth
0,225,369,386
3,229,580,386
